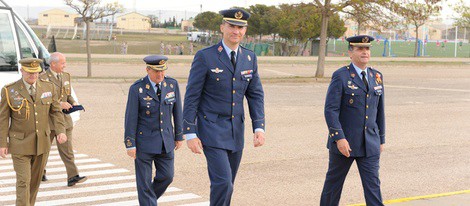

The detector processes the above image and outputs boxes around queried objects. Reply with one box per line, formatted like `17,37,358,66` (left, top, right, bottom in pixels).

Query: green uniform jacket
39,70,76,129
0,78,65,155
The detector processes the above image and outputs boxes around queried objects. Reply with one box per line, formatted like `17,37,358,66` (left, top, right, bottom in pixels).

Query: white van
0,0,80,122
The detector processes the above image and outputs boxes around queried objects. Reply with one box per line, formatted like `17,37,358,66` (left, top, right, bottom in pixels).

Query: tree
65,0,123,77
312,0,353,78
343,1,396,34
193,11,222,33
453,0,470,28
246,4,280,41
392,0,441,57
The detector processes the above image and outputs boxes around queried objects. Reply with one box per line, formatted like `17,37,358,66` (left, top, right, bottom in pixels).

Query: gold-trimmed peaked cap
19,58,43,73
219,8,251,27
347,35,375,47
144,55,168,71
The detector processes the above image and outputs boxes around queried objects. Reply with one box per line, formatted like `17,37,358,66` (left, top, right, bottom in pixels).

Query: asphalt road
1,56,469,205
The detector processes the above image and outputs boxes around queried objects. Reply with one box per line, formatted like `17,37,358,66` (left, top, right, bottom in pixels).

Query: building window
43,14,48,17
65,15,69,18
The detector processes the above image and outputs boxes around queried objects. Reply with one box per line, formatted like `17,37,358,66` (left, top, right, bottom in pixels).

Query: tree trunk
315,1,330,78
86,21,92,77
357,22,362,35
414,26,419,57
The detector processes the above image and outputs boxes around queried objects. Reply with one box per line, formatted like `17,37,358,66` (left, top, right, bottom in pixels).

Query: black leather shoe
67,175,87,186
41,174,48,182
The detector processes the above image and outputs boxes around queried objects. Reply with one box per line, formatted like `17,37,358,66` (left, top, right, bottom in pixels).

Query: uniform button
232,103,235,106
35,112,38,116
34,104,36,107
160,112,163,115
187,127,190,130
366,105,369,109
139,132,142,134
335,132,338,135
352,93,354,96
204,115,207,118
36,130,38,133
331,133,335,136
366,116,369,119
36,121,38,124
365,126,368,129
232,90,235,94
161,129,163,132
367,94,370,98
160,121,163,124
233,78,236,81
61,95,64,98
261,123,264,126
232,115,234,119
216,78,220,81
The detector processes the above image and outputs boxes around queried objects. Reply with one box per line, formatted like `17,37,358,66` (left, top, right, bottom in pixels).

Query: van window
0,12,18,71
16,24,35,58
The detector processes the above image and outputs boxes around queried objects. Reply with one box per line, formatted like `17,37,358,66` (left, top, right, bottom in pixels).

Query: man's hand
127,148,136,159
56,133,67,144
60,102,73,110
175,140,183,150
0,147,8,158
336,139,352,157
380,144,384,153
253,131,265,147
187,138,203,154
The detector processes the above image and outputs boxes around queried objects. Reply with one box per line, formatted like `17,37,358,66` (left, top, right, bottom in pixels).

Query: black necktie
361,71,369,92
156,84,161,99
230,51,236,68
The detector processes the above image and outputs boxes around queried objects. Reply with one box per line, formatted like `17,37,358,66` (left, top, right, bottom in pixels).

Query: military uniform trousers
203,145,243,206
320,152,383,206
49,128,78,179
135,149,174,206
12,152,49,206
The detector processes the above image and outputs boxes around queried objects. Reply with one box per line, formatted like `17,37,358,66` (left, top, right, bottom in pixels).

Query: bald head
48,52,66,73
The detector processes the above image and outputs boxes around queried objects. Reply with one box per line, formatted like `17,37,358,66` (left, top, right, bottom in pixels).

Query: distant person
160,42,165,55
121,42,128,55
40,52,87,186
183,8,265,206
320,35,386,206
179,43,184,55
124,55,183,206
166,44,172,55
174,44,180,55
436,40,440,47
190,42,194,55
459,41,463,50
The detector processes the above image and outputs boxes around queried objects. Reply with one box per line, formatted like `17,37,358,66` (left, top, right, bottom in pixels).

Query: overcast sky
6,0,462,23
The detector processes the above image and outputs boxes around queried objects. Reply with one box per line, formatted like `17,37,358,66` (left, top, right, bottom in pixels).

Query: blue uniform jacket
124,76,183,154
183,41,265,151
324,63,385,157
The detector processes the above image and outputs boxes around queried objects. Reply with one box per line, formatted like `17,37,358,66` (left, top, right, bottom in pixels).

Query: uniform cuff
252,119,265,132
124,136,135,148
254,128,265,133
328,128,345,142
183,119,197,134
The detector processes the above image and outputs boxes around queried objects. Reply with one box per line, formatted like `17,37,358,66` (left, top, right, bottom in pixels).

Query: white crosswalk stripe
0,147,207,205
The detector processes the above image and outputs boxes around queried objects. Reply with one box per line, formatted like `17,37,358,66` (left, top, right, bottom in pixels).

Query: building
181,18,195,31
116,12,151,30
38,9,78,27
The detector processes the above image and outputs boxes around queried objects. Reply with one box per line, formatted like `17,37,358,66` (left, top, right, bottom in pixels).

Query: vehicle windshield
0,12,18,71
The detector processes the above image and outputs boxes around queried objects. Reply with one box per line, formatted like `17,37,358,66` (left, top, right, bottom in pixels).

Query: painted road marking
347,189,470,206
0,147,207,205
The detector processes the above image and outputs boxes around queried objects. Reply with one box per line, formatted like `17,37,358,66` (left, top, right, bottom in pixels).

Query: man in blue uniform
320,35,385,206
124,55,183,206
183,8,266,206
